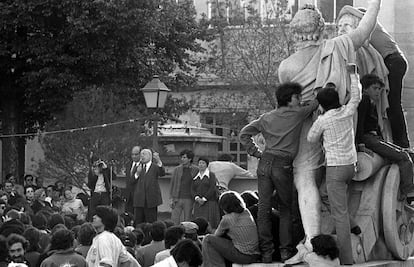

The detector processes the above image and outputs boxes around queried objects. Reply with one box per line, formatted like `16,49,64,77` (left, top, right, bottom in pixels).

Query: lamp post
140,75,171,151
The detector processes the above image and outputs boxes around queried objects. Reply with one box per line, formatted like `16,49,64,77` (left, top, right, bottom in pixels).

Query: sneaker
280,249,296,263
283,249,305,265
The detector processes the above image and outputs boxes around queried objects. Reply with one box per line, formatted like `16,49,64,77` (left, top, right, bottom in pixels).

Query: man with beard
7,234,30,266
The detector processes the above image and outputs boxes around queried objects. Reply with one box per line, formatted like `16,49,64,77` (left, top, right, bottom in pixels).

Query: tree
206,0,294,108
0,0,207,181
38,85,191,189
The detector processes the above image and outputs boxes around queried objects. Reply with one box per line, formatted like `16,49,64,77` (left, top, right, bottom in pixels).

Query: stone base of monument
232,257,414,267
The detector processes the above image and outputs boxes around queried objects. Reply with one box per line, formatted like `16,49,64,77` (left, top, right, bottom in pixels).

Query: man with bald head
125,146,142,214
132,149,165,224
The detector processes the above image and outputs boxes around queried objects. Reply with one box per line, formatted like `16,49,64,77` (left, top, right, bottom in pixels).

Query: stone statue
277,0,381,264
337,6,392,142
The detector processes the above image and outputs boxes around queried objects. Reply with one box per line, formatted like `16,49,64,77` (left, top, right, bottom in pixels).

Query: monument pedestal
233,257,414,267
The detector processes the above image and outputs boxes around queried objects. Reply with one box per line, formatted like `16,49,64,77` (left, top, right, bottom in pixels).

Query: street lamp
141,75,171,151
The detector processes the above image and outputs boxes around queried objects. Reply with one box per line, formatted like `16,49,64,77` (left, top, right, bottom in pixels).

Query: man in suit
125,146,142,214
132,149,165,224
87,158,115,221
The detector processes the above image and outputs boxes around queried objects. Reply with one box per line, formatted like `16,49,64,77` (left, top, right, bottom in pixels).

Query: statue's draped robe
279,35,356,170
356,44,391,141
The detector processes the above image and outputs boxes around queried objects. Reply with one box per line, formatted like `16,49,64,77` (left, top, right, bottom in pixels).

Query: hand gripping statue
278,0,381,264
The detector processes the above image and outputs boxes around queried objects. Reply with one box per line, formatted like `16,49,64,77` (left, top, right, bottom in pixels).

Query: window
316,0,353,23
200,112,249,169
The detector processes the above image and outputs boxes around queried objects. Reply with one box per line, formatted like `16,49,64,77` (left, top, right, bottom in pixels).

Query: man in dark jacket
40,229,87,267
132,149,165,224
169,149,198,225
125,146,142,214
87,157,116,221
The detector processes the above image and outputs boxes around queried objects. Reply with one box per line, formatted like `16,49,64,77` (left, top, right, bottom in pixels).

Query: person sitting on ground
0,235,7,267
357,74,414,203
180,221,201,250
86,205,138,267
152,239,203,267
0,209,24,237
290,235,340,267
202,191,260,267
31,189,52,215
62,188,86,221
75,222,96,258
24,186,35,206
40,229,87,267
192,217,213,241
121,231,138,257
136,221,166,267
154,225,185,263
23,227,41,267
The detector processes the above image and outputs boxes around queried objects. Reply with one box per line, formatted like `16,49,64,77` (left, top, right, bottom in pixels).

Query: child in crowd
239,82,319,263
356,74,414,202
307,65,361,265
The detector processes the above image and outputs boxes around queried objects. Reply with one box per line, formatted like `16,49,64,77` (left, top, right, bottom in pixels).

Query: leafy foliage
38,85,191,186
0,0,208,179
205,0,294,108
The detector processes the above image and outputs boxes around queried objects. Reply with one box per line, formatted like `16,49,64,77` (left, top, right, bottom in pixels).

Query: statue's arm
348,0,381,50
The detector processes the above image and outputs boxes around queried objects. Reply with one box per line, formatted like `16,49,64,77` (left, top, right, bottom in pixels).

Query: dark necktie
131,163,138,176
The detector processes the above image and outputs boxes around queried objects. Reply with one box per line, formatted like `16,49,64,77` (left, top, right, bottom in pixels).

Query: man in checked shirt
307,64,361,265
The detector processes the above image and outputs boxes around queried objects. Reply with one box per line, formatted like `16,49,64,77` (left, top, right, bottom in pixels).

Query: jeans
385,52,410,148
362,133,414,195
88,192,110,221
326,164,355,265
257,152,294,256
202,235,260,267
171,198,193,225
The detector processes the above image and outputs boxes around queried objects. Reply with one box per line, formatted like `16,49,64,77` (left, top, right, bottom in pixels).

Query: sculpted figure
337,6,391,142
337,6,410,147
277,0,381,264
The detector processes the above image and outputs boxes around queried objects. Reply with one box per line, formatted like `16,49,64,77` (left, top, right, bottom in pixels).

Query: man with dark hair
136,221,166,267
40,229,87,267
307,68,361,264
357,74,414,201
155,226,185,263
86,206,138,267
7,234,29,265
170,149,198,225
240,82,319,263
75,222,96,258
0,209,24,237
87,157,116,221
